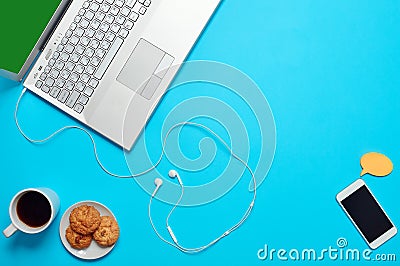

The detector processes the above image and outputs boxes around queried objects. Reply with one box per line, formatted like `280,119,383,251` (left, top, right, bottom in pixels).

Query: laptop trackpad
117,38,174,100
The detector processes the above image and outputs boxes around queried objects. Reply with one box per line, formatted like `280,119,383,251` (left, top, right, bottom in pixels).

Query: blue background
1,0,400,265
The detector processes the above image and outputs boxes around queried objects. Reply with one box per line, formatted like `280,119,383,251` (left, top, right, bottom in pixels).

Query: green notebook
0,0,61,74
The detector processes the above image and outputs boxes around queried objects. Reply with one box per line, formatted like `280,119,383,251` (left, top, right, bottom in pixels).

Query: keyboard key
116,14,125,24
124,20,134,30
126,0,135,7
65,81,75,91
70,73,79,82
75,64,85,74
76,45,85,54
84,87,94,96
81,56,90,66
100,22,110,32
105,14,114,24
86,65,96,75
57,44,64,52
75,27,85,36
96,48,106,58
66,90,80,108
40,73,47,81
101,41,111,50
90,39,100,49
80,18,90,28
56,78,66,88
118,28,129,38
83,1,90,8
46,77,55,86
106,32,116,42
85,10,95,20
81,36,90,46
79,95,89,105
74,16,82,23
65,30,73,38
91,57,101,66
55,60,65,70
35,80,43,89
65,44,75,54
71,53,80,63
42,86,51,93
85,47,95,57
58,89,70,103
49,87,61,98
132,2,141,13
110,6,119,16
90,2,100,12
70,22,78,31
74,104,84,114
61,70,71,80
76,82,86,92
121,7,130,16
70,35,79,45
96,11,106,21
102,4,111,13
79,8,86,16
139,6,146,15
111,24,121,33
48,59,56,66
81,74,90,83
91,20,101,29
85,28,96,38
94,37,123,79
88,79,99,88
50,69,60,79
115,0,124,7
143,0,151,7
66,62,75,71
129,12,139,22
44,66,51,74
95,31,105,40
52,51,60,59
60,52,70,61
106,0,115,4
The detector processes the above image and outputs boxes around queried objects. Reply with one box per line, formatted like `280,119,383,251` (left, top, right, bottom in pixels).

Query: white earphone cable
149,124,257,253
15,87,257,254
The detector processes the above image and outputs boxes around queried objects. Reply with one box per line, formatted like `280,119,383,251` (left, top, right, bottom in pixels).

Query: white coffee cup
3,188,60,238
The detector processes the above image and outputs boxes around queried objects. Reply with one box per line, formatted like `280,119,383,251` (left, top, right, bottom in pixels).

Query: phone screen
0,0,61,74
341,185,394,243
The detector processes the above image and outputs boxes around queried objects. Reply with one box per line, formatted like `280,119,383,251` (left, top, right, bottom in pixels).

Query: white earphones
168,169,183,186
152,178,163,197
149,166,256,254
15,88,257,254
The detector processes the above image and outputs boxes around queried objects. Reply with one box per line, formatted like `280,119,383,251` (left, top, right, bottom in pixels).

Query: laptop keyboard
34,0,151,114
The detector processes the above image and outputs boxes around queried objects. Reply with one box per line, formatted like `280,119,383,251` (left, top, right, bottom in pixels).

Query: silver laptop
0,0,220,150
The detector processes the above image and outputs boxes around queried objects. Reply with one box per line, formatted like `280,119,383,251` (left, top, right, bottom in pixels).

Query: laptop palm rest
117,38,174,100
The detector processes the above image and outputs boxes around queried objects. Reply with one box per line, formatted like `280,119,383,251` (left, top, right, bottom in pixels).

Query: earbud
152,178,163,197
168,169,183,186
168,169,178,178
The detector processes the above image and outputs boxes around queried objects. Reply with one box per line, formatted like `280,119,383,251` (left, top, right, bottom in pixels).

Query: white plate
59,201,118,260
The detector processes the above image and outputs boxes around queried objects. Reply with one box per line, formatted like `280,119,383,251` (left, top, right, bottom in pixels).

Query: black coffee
16,191,51,228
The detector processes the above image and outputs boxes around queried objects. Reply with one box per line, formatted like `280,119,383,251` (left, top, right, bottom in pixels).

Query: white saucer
59,201,118,260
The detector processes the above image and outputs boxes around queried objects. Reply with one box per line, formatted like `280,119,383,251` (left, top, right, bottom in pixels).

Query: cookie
93,216,120,247
69,205,101,235
65,226,92,249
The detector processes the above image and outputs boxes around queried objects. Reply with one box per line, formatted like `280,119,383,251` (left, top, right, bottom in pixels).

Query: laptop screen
0,0,61,74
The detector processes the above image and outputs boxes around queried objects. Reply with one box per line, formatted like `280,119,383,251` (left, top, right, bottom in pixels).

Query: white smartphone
336,179,397,249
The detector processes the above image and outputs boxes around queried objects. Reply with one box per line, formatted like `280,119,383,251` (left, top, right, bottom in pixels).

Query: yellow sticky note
360,152,393,177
